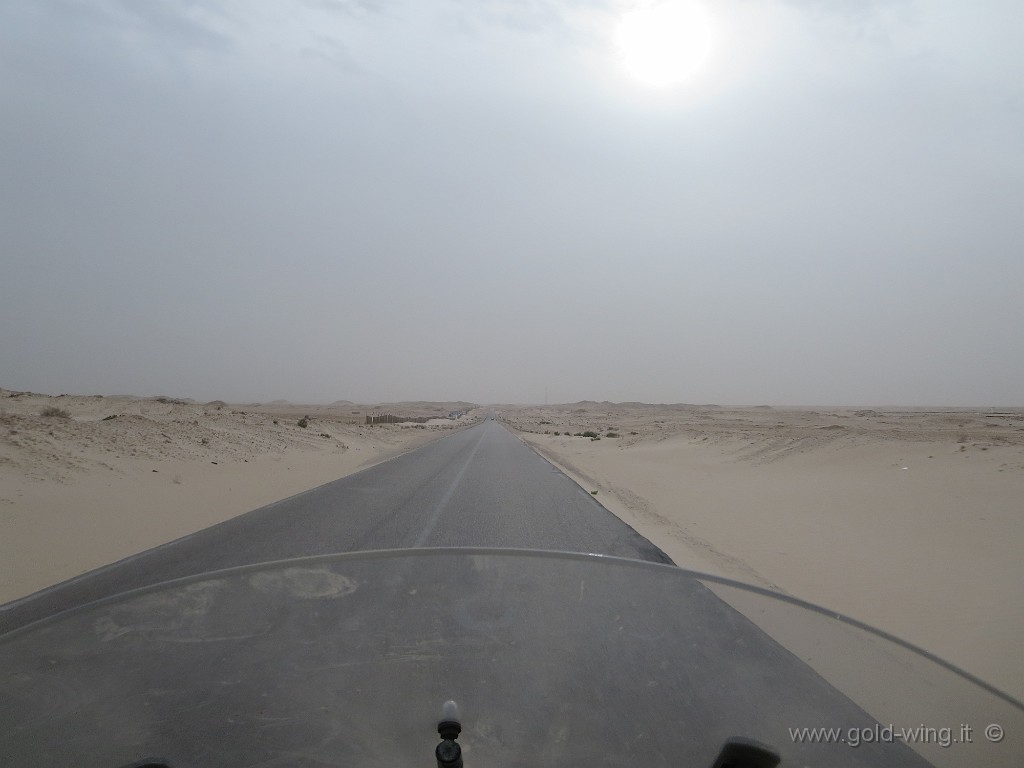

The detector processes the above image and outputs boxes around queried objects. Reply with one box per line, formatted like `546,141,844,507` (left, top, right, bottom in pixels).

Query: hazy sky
2,0,1021,405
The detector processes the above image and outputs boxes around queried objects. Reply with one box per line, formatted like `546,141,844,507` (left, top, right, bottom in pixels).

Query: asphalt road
0,415,669,633
0,415,937,766
1,550,929,767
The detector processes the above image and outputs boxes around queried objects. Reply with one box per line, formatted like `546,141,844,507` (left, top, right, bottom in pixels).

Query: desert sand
0,389,479,604
500,402,1024,702
3,391,1021,714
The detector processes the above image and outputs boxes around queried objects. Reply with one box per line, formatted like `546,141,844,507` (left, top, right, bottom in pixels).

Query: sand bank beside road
0,390,478,603
502,402,1024,699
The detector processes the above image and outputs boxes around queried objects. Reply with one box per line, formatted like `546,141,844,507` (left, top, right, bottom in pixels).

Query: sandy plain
3,390,1021,719
0,389,479,604
500,402,1024,703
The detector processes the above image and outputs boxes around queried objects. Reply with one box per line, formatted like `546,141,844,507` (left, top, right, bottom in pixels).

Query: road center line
412,426,489,547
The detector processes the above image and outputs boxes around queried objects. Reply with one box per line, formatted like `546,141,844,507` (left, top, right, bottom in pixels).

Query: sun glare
614,1,715,88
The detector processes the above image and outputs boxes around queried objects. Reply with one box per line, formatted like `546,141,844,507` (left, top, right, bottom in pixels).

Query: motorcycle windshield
1,548,1020,767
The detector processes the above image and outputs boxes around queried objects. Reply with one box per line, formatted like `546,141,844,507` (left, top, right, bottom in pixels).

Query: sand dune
0,389,479,603
3,390,1021,700
501,402,1024,700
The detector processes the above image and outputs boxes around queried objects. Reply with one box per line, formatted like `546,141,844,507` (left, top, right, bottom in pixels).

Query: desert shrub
553,431,560,436
40,406,70,418
102,414,118,421
581,430,599,438
298,416,309,428
320,433,331,438
606,432,619,438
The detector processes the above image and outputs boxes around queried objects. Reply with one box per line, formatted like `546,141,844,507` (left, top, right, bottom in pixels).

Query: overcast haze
2,0,1021,405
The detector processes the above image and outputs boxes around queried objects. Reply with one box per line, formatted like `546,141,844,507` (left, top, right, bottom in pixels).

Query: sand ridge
500,402,1024,700
3,392,1021,697
0,389,480,603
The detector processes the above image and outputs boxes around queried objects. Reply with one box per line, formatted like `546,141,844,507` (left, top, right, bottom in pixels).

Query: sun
614,1,715,88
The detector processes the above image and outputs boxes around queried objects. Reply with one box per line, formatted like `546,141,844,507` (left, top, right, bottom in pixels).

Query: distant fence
365,413,432,425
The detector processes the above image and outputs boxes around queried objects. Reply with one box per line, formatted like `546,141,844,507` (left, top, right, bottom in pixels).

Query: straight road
0,414,937,767
0,415,669,632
